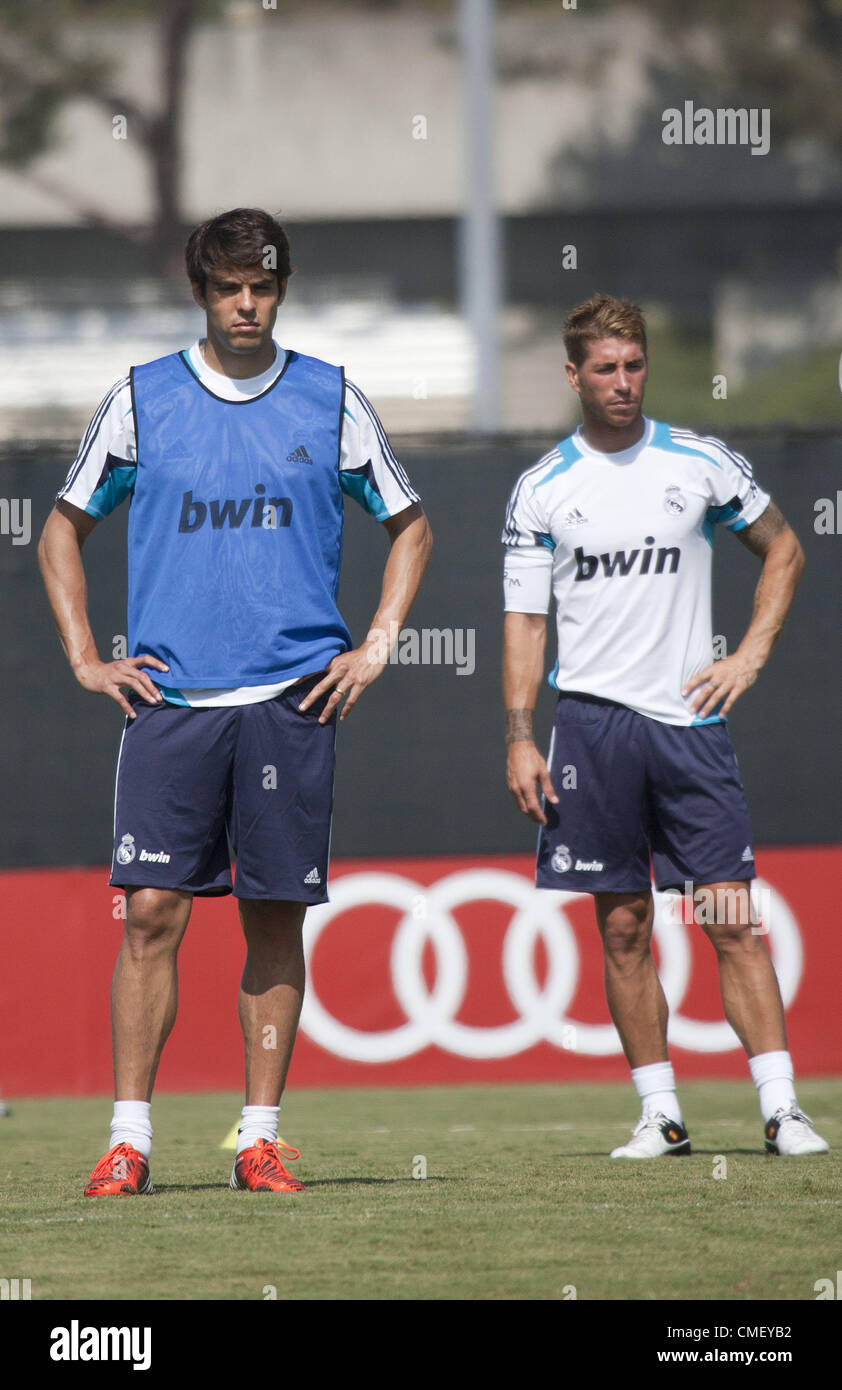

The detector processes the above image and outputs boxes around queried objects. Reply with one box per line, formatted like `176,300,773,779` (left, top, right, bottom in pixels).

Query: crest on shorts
663,485,687,515
116,833,136,866
551,844,572,874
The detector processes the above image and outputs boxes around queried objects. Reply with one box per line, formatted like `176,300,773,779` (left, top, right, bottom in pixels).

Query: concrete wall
1,5,840,226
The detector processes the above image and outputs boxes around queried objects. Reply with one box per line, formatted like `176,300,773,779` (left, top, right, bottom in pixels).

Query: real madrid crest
663,485,687,515
551,844,573,874
116,833,136,865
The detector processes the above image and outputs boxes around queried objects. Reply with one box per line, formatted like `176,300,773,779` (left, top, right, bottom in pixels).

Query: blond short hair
563,294,647,367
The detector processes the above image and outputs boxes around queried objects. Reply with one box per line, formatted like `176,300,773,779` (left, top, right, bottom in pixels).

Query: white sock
749,1050,797,1121
110,1100,153,1159
236,1104,280,1155
631,1061,683,1124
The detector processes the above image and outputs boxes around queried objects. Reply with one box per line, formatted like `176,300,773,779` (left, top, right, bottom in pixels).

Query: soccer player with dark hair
502,293,827,1158
39,207,432,1195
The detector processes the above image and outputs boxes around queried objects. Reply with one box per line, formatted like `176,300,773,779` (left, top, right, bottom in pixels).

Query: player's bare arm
299,502,433,724
503,611,558,824
38,499,169,719
682,500,805,719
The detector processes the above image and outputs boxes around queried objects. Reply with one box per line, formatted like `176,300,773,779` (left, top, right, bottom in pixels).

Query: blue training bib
128,349,351,686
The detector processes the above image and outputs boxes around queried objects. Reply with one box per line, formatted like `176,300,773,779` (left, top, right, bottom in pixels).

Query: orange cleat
230,1137,305,1193
84,1142,153,1197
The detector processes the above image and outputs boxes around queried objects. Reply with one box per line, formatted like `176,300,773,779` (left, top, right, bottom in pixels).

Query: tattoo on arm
506,708,534,744
735,500,787,558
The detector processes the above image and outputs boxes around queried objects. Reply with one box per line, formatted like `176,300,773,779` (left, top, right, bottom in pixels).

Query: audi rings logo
300,870,803,1062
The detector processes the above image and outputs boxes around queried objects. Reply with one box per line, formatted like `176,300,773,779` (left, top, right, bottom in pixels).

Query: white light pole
460,0,502,433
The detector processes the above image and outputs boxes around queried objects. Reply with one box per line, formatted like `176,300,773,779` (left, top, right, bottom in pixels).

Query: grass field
1,1081,839,1302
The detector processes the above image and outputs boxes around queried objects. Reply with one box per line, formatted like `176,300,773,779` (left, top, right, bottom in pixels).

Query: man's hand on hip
682,650,761,720
74,655,170,720
299,642,388,725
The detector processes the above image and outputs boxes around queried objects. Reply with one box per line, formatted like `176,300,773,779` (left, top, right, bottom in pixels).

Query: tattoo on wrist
506,708,534,744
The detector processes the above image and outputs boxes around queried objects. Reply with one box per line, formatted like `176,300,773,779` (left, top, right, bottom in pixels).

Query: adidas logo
287,445,313,464
741,845,753,862
303,867,321,885
562,507,588,527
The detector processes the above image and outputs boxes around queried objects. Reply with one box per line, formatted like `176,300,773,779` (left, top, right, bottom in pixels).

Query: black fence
4,207,842,313
1,428,840,870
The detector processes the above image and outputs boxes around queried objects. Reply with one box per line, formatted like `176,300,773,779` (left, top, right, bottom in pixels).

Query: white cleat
610,1113,691,1159
764,1106,829,1156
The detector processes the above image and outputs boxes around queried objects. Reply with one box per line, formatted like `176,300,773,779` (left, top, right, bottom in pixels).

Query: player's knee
703,918,761,955
696,885,756,951
124,889,187,952
599,903,652,960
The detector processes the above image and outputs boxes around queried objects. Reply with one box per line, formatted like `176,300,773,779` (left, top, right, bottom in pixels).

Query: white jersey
502,417,770,726
58,340,419,707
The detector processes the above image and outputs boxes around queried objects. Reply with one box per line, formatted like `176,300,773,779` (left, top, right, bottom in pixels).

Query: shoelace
275,1139,301,1162
89,1142,142,1181
632,1113,670,1136
775,1106,813,1126
240,1138,301,1175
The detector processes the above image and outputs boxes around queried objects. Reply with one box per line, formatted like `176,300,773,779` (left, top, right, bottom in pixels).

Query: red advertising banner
1,849,840,1095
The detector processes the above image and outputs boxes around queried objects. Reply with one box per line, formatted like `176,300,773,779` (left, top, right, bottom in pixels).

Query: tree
0,0,222,276
643,0,842,155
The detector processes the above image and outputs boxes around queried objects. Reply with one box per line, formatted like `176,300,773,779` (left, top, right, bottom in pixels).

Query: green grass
1,1082,839,1301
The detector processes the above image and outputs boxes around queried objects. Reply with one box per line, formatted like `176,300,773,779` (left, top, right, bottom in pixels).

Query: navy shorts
536,692,756,895
110,674,337,903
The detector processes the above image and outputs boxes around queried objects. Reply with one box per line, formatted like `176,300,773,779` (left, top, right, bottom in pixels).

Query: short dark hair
563,293,647,367
185,208,293,293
